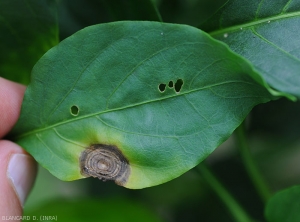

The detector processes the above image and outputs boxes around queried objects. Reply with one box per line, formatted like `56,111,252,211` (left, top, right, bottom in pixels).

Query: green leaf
156,0,226,27
0,0,58,84
200,0,300,99
265,185,300,222
24,198,163,222
10,21,276,189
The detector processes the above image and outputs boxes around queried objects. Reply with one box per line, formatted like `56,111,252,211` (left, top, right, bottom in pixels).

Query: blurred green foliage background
2,0,300,221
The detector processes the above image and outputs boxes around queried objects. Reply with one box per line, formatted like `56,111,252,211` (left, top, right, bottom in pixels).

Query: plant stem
197,164,253,222
235,122,272,203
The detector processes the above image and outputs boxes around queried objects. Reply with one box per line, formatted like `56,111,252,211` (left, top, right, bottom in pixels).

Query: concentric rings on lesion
79,144,130,186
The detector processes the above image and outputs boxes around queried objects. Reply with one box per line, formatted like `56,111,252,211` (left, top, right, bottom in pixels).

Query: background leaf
200,0,300,98
155,0,226,27
11,21,275,189
265,185,300,222
0,0,59,84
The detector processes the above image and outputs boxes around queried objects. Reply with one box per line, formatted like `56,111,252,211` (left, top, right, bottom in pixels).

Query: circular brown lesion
80,144,130,186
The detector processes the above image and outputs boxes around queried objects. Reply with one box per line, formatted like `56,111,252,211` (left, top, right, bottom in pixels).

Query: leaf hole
158,83,166,92
168,81,174,88
175,79,183,93
70,105,79,116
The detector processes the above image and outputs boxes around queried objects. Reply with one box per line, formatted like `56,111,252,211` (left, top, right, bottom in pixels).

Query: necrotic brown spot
80,144,130,186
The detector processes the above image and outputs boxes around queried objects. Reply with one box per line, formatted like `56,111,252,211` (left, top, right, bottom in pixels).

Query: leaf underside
11,21,274,189
201,0,300,99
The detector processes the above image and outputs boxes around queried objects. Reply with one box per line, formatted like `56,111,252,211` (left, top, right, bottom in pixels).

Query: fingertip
0,140,37,216
0,77,26,138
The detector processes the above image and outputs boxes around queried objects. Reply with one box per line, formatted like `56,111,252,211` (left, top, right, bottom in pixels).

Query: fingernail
7,154,36,207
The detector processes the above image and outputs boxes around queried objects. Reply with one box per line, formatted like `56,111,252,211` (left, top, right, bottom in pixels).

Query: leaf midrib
209,11,300,37
14,80,258,140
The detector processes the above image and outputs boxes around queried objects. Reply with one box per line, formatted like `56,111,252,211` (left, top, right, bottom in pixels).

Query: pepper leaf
10,21,278,188
200,0,300,99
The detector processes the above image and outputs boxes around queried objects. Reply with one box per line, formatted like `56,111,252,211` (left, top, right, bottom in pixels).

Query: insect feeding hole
158,83,166,92
158,79,183,93
70,105,79,116
175,79,183,92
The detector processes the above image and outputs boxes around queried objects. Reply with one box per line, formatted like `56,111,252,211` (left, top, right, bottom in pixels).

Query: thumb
0,140,37,217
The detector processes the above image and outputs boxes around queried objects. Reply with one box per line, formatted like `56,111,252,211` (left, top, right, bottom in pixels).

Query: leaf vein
36,133,65,162
105,42,199,109
282,0,294,13
46,36,126,122
16,80,260,139
209,11,300,37
53,128,86,148
251,27,300,64
95,115,179,138
255,0,265,20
